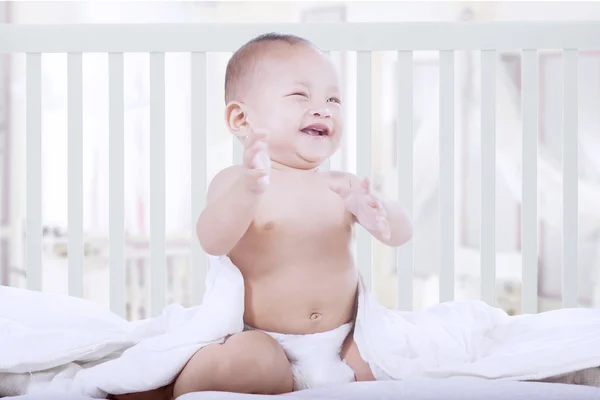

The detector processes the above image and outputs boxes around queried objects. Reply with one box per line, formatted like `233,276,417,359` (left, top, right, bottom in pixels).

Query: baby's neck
271,160,320,173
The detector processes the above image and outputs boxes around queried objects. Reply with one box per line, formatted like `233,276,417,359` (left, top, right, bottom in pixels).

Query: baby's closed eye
289,92,308,98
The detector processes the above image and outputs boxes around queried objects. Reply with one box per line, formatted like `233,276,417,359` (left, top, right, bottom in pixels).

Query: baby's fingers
243,132,262,149
329,184,352,198
249,131,268,145
366,195,385,216
246,168,268,180
243,141,267,167
242,168,269,194
242,146,258,167
366,197,378,208
380,224,391,240
373,214,390,237
243,127,268,147
247,141,265,157
361,177,372,193
375,200,386,217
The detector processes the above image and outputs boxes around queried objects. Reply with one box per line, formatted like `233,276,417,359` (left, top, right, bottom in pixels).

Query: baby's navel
263,221,275,230
309,312,322,320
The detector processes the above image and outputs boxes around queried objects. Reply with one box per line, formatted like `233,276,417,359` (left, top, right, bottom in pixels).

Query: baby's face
243,44,343,169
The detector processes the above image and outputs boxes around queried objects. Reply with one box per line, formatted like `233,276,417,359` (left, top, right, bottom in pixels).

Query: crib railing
1,22,599,317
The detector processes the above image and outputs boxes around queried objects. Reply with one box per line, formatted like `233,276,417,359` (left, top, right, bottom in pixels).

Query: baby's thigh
341,333,376,382
201,330,293,394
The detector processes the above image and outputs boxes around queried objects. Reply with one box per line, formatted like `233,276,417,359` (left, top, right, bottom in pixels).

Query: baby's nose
311,108,331,118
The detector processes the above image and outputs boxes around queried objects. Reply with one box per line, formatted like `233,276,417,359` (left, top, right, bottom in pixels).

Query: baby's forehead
252,45,339,84
253,42,320,69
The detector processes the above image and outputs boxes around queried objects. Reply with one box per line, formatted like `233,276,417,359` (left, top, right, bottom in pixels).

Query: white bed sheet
179,380,600,400
4,380,600,400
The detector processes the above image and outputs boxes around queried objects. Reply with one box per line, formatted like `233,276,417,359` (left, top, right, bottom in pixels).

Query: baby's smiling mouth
301,123,331,137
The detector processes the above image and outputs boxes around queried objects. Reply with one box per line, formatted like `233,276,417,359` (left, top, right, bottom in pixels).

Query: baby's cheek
267,116,294,135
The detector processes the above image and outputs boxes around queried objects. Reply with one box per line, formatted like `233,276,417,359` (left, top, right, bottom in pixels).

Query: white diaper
243,323,356,391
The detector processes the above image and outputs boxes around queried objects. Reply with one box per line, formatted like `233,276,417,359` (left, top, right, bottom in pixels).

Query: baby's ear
224,101,247,140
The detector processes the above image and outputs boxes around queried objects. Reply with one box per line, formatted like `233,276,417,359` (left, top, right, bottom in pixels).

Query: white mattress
5,380,600,400
179,379,600,400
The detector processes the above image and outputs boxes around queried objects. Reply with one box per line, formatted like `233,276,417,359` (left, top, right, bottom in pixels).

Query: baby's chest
254,183,351,231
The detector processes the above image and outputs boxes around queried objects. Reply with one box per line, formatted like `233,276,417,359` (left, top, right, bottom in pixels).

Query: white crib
2,21,600,400
1,21,600,321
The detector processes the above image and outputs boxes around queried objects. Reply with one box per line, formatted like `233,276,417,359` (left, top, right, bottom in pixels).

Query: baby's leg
536,367,600,387
341,332,376,382
173,330,293,397
110,330,293,400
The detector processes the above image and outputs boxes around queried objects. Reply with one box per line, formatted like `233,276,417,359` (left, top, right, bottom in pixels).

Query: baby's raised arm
196,128,270,256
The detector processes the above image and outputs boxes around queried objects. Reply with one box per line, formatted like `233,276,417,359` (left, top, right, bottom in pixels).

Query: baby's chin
293,140,336,165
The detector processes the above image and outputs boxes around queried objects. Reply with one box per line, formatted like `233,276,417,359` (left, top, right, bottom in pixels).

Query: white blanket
1,255,600,398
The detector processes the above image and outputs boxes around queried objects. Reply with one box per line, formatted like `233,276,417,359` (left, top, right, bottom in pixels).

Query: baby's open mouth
301,123,330,137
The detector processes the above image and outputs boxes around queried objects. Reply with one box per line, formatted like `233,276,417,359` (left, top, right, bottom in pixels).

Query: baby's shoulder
206,165,245,201
212,164,245,179
209,165,245,187
322,169,361,188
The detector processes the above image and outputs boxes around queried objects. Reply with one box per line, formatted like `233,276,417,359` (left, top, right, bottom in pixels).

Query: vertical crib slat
321,50,332,171
190,52,208,305
0,51,3,286
521,49,539,314
26,53,42,291
232,137,243,165
562,49,579,309
396,50,414,311
481,50,496,306
231,54,243,164
356,51,372,289
439,50,455,303
109,53,125,317
67,53,84,298
150,52,166,317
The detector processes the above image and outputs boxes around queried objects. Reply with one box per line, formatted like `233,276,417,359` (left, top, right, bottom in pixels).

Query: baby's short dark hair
224,32,316,104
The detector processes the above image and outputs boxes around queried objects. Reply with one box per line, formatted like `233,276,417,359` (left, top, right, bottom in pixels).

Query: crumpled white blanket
1,255,600,398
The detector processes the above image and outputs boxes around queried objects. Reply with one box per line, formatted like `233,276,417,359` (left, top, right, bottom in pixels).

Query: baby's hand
241,126,270,194
330,177,391,240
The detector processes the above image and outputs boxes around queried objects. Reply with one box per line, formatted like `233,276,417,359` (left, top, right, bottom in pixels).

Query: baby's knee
224,330,291,379
173,331,292,396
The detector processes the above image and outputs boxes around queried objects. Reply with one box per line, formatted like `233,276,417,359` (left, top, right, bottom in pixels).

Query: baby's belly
236,254,358,335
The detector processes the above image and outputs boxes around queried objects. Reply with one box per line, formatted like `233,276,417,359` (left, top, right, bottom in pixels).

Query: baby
112,33,412,400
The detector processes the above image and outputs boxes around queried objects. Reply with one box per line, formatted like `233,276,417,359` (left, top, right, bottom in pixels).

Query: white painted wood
396,50,413,311
521,49,539,314
0,32,3,285
190,52,208,305
326,49,343,173
481,50,496,306
439,50,454,303
356,51,371,289
320,51,331,172
562,49,579,309
150,52,166,317
2,23,600,53
232,139,243,165
67,53,83,298
26,53,42,292
109,53,126,318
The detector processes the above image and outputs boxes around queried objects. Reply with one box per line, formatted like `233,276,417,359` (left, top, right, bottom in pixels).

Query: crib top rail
1,21,600,53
